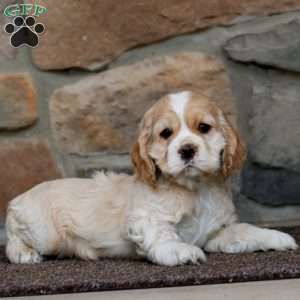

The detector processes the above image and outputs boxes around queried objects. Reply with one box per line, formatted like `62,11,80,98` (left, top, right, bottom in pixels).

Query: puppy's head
131,91,246,189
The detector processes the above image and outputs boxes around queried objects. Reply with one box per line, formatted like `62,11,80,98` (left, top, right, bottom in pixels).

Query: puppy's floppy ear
219,111,246,178
131,112,157,188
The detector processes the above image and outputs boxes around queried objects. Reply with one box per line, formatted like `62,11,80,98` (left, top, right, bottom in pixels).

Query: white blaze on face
167,91,225,176
168,91,197,175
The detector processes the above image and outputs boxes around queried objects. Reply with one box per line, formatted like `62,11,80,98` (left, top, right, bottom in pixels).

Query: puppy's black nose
178,144,196,161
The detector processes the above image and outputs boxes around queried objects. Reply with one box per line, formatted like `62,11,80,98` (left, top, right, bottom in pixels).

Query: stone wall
1,0,300,230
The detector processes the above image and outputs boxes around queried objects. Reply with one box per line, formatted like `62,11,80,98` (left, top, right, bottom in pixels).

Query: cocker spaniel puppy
6,91,297,265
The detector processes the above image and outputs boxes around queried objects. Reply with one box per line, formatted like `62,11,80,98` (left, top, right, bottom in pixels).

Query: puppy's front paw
150,241,206,266
204,227,298,253
267,230,298,251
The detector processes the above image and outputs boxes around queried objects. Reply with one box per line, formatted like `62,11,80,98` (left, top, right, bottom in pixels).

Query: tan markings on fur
185,93,246,177
185,93,219,133
131,96,171,188
219,111,246,177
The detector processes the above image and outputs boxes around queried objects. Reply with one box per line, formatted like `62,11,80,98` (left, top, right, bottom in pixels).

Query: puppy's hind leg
204,223,298,254
5,212,42,264
6,236,43,264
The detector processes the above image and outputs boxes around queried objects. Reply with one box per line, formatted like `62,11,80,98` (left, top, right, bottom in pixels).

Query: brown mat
1,227,300,297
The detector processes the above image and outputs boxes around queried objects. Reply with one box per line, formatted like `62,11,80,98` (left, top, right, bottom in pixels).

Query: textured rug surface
1,227,300,297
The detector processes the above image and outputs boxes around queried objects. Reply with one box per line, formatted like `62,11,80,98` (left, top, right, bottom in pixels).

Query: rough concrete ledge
0,227,300,297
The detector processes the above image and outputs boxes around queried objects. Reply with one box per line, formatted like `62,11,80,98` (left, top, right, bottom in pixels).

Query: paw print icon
4,16,45,48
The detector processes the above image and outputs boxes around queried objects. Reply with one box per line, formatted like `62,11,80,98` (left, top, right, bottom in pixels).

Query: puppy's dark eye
160,128,173,139
198,123,211,134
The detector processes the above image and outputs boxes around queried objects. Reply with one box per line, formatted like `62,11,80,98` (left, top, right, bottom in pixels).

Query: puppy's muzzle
178,144,197,162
